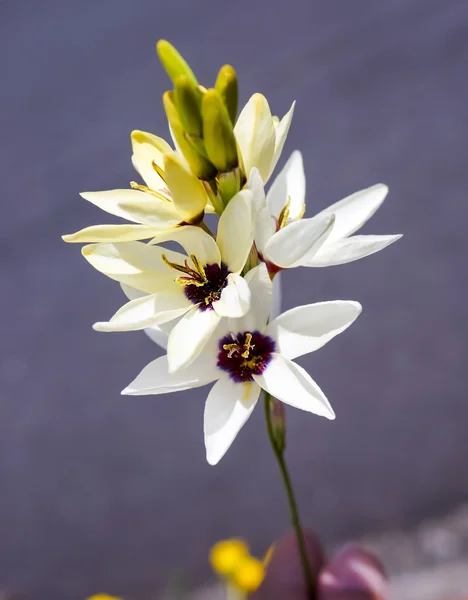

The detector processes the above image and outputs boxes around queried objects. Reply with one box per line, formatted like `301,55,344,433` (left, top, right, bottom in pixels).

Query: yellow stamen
278,197,291,229
129,181,171,202
241,333,253,358
151,160,166,181
162,253,208,287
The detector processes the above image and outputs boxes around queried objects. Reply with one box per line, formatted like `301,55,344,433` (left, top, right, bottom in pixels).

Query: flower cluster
63,41,401,466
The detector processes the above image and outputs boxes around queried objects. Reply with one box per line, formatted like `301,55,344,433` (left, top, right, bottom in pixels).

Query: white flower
234,94,295,185
122,264,362,465
249,151,402,270
82,190,254,372
62,131,210,244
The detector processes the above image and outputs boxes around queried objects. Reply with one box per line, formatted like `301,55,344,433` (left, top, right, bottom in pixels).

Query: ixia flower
234,93,295,185
83,190,254,372
62,131,209,244
249,151,402,271
122,264,361,465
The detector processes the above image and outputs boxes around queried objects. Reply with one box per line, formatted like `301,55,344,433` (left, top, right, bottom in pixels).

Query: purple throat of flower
217,331,276,383
162,254,230,310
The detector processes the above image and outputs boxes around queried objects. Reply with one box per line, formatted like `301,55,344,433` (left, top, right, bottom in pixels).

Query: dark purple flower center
162,253,230,311
183,262,230,310
217,330,276,383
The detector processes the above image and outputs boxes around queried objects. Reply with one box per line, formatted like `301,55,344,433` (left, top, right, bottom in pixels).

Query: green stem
263,392,316,599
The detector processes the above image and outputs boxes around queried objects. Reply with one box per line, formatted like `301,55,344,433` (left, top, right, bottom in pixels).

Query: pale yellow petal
267,101,295,183
150,225,221,266
82,241,185,294
62,224,165,243
216,190,254,273
131,130,172,190
80,189,180,227
164,153,208,220
234,93,275,183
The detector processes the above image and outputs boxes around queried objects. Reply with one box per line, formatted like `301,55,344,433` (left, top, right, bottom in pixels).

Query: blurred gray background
0,0,467,598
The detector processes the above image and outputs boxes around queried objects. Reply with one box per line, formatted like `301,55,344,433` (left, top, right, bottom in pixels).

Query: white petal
204,376,260,465
167,305,221,373
131,130,172,190
234,94,276,183
217,189,254,273
264,214,335,269
80,189,180,227
267,101,295,183
62,224,165,243
82,242,185,294
266,150,305,221
267,301,362,360
231,263,272,333
164,153,208,220
303,234,402,267
122,354,218,396
120,283,177,349
316,184,389,242
149,225,221,267
213,273,250,317
254,354,335,419
247,167,266,213
93,290,190,332
271,272,282,319
254,206,277,256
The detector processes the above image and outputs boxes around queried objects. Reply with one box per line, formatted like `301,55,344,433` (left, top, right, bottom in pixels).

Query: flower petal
264,213,335,269
231,263,272,332
62,223,164,244
213,273,251,317
93,289,190,332
254,354,335,419
80,189,180,227
82,242,185,294
149,225,221,266
266,150,305,221
122,353,218,396
247,167,266,213
316,183,389,242
255,206,277,256
216,189,254,273
167,305,221,373
268,101,295,182
303,234,402,267
267,301,362,360
234,93,276,183
204,376,260,465
272,272,282,319
164,152,208,220
131,130,172,190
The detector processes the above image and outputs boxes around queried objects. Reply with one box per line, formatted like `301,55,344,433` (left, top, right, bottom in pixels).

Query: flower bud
215,64,238,125
202,89,238,173
174,75,203,138
163,91,217,181
156,40,198,87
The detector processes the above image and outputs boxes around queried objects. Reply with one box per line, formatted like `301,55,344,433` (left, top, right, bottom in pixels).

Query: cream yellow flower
234,93,295,185
62,131,209,244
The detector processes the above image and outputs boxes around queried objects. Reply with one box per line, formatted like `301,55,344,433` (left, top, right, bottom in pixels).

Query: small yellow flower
210,538,272,596
210,538,249,576
87,595,122,600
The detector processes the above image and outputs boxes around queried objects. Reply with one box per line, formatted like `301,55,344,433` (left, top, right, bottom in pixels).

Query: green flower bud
215,65,238,125
174,75,203,138
163,91,217,181
202,89,238,173
157,40,198,87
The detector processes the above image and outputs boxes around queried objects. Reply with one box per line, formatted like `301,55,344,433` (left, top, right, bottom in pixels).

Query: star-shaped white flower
63,131,210,244
82,190,254,372
234,94,295,185
122,263,362,465
249,151,402,271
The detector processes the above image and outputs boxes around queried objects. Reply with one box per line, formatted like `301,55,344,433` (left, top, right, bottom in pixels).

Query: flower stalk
264,391,317,599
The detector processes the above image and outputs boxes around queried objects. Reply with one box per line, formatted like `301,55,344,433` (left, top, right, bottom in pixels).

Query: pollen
218,331,276,382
